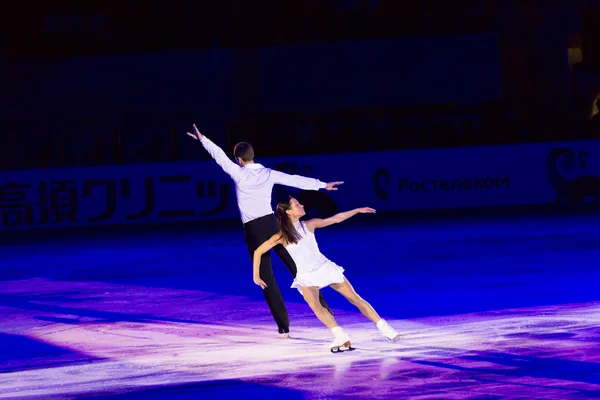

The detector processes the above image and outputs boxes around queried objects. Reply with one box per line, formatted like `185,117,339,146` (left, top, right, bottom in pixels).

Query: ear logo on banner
546,147,600,204
546,148,600,204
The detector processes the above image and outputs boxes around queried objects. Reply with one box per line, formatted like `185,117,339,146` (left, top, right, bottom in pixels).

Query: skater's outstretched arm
306,207,376,232
252,233,284,289
271,170,344,192
187,124,244,182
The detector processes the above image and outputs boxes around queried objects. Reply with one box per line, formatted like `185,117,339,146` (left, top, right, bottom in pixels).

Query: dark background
1,1,600,170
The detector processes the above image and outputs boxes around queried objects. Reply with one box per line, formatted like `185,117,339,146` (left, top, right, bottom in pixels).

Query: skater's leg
302,285,354,351
244,216,290,334
258,251,290,333
301,286,338,329
273,242,334,316
330,278,381,323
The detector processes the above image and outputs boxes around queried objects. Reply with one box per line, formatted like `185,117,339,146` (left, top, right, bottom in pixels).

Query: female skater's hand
253,275,268,290
356,207,376,214
186,124,204,140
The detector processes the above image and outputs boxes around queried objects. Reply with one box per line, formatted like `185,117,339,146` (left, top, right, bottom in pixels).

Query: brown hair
233,142,254,162
276,199,303,245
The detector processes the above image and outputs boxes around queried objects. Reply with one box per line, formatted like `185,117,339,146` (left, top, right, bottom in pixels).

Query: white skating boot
377,319,399,340
329,326,354,353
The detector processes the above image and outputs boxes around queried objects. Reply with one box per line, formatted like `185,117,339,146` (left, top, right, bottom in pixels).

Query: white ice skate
377,319,399,340
329,326,354,353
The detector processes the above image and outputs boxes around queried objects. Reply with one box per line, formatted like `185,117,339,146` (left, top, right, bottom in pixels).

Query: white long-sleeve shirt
200,135,327,223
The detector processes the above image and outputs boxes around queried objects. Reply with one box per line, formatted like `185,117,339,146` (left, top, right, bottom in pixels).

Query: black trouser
244,213,333,333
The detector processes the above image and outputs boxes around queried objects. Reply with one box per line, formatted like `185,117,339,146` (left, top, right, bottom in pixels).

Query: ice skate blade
330,341,354,353
330,346,355,353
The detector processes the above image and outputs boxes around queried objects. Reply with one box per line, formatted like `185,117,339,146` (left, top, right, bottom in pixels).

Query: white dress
286,221,346,292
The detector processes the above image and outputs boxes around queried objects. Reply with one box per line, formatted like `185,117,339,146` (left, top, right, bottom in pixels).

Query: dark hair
233,142,254,162
276,199,302,245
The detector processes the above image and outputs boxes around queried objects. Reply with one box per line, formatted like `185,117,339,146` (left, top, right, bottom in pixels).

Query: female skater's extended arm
252,233,283,289
306,207,376,231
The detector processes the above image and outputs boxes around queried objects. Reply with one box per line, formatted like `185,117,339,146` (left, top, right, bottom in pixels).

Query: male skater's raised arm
187,124,244,182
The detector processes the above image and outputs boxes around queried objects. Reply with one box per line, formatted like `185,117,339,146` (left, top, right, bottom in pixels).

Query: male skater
187,125,343,337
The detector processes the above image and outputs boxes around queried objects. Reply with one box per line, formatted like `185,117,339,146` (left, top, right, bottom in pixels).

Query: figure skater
252,197,399,352
187,125,342,337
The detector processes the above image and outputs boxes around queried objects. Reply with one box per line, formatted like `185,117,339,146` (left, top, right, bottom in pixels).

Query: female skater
252,197,399,352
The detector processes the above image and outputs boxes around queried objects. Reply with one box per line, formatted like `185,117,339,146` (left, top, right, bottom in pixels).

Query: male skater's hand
325,181,344,191
253,276,268,290
186,124,204,141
